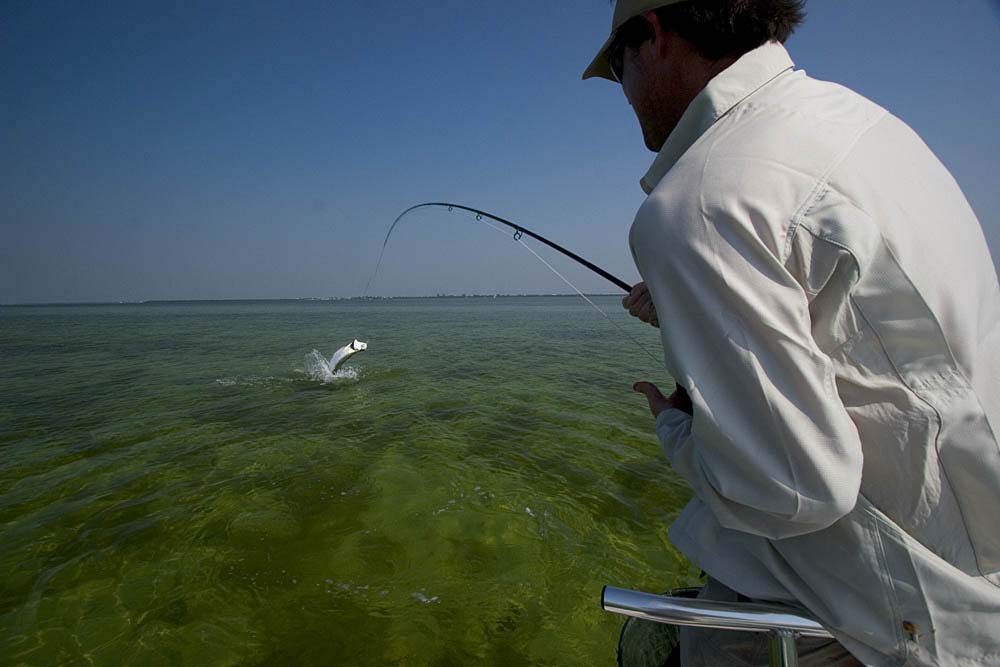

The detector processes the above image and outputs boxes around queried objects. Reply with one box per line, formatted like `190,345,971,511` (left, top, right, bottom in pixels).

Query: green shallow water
0,297,698,666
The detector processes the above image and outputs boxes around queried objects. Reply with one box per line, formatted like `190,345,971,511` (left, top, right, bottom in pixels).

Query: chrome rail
602,586,834,667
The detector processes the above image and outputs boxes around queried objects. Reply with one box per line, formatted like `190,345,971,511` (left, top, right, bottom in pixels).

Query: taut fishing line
365,202,661,364
365,203,632,294
475,217,662,365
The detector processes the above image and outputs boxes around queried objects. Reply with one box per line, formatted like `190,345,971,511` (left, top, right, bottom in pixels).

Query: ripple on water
229,509,302,543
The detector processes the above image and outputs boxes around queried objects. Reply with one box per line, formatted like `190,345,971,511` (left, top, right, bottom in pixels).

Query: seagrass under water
0,297,699,665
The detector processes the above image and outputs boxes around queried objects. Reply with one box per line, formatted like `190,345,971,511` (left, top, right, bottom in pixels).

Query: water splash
304,350,360,384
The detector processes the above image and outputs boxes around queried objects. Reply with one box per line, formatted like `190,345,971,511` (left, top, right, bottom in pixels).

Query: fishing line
366,202,661,365
365,202,632,295
474,216,662,365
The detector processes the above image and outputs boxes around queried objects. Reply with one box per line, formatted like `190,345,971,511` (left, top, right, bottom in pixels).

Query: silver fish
329,339,367,371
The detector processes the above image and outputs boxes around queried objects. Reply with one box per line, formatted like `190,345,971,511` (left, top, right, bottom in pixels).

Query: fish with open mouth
329,339,367,371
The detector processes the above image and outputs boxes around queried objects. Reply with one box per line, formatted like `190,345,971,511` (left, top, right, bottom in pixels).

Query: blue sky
2,0,998,303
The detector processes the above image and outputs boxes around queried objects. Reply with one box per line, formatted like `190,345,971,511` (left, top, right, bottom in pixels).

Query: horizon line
0,293,626,307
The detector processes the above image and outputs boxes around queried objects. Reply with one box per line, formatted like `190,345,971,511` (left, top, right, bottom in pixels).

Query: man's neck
649,40,739,151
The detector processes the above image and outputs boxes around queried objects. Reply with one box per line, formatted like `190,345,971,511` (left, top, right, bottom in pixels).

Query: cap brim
582,33,617,81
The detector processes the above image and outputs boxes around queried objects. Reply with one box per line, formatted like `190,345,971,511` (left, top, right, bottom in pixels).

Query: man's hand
633,381,693,417
622,282,659,327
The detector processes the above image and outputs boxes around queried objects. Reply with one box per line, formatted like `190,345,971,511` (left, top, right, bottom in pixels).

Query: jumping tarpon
329,339,367,371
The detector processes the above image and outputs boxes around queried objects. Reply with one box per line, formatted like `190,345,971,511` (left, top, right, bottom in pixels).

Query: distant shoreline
1,294,623,307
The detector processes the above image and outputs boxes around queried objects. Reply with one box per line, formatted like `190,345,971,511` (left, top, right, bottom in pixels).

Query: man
583,1,1000,665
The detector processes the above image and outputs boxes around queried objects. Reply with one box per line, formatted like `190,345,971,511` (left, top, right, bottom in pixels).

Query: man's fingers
629,294,658,325
624,282,659,327
622,283,649,309
628,292,651,317
636,300,654,321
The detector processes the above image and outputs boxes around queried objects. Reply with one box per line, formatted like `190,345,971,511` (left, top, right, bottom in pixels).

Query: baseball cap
582,0,691,81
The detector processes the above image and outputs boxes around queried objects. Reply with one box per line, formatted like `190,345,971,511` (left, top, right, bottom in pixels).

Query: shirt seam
781,109,890,265
792,225,863,357
867,507,910,666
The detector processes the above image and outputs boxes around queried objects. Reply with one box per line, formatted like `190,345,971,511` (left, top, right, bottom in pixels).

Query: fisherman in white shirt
583,1,1000,665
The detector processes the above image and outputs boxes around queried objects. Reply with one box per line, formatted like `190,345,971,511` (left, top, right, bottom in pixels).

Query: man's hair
617,0,806,61
660,0,806,59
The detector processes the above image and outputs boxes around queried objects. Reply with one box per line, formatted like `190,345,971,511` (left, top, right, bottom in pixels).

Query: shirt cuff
655,408,693,464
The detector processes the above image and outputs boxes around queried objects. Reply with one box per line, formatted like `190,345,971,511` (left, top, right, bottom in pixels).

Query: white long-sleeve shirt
630,41,1000,666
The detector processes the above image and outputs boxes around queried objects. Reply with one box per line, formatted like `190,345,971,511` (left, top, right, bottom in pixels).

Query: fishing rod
366,202,633,294
366,201,661,365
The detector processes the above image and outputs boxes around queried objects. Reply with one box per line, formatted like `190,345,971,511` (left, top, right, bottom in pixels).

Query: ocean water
0,297,699,665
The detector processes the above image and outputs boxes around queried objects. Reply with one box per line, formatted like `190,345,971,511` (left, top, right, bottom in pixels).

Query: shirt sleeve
631,186,863,540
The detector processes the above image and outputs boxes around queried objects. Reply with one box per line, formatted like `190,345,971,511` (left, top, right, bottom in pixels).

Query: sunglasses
608,34,627,83
608,15,655,84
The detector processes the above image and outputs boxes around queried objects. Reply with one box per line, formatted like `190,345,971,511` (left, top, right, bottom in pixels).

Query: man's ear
643,10,671,59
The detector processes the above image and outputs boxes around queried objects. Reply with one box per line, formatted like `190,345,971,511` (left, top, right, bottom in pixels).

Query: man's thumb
633,381,671,417
633,381,664,400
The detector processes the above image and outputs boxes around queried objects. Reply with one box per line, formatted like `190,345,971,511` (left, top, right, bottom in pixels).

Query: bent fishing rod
366,202,633,294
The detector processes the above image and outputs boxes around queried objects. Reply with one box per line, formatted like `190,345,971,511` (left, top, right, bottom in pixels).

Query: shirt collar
640,41,795,194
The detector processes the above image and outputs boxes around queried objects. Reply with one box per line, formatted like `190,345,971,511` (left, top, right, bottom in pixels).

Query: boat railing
601,585,834,667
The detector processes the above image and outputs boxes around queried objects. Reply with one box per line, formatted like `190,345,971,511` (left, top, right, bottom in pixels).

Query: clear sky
2,1,998,303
